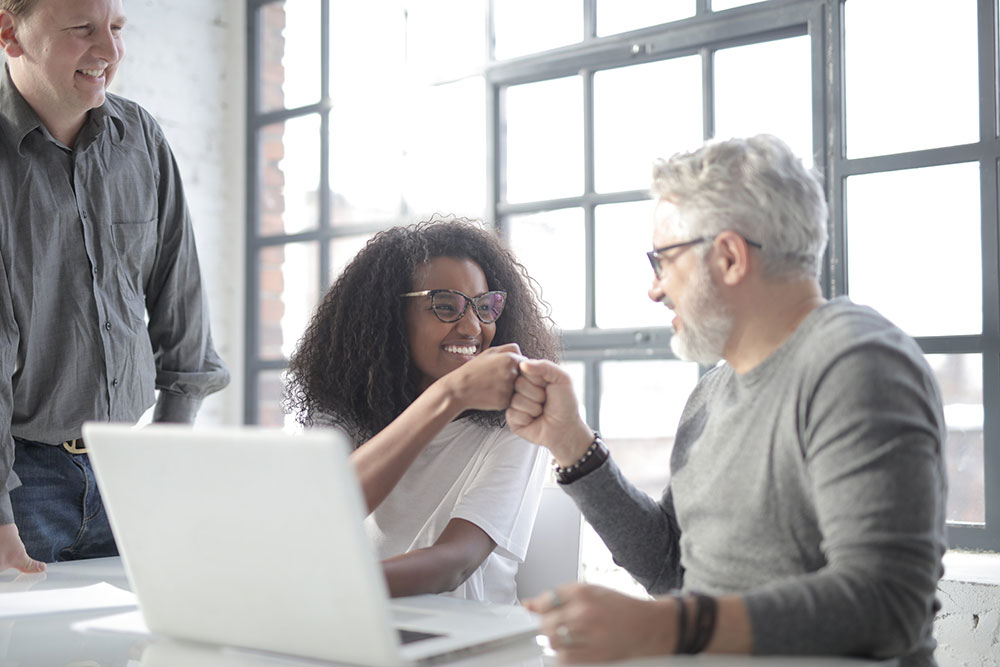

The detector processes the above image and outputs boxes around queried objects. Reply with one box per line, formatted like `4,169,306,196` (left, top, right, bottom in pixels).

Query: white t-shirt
364,419,548,604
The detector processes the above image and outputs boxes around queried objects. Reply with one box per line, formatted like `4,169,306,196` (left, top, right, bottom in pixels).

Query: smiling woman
284,218,559,604
402,258,504,393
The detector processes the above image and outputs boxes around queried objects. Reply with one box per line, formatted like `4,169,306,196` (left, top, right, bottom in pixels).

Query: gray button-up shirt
0,65,230,522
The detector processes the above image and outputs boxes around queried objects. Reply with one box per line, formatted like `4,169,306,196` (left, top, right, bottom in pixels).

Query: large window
833,0,996,550
247,0,1000,570
245,0,487,429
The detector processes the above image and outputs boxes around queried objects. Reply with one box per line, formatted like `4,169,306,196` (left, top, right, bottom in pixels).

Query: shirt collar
0,62,42,153
83,94,126,145
0,62,126,154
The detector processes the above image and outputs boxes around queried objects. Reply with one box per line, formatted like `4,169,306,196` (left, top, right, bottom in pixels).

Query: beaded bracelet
553,433,609,485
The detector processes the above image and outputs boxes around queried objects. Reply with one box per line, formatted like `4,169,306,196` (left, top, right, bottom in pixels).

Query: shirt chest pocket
98,152,159,290
110,218,157,297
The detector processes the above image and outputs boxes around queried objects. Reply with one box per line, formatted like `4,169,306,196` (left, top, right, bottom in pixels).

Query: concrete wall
109,0,245,426
935,553,1000,665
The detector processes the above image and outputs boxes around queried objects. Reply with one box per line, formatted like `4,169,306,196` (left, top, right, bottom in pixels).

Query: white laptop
80,422,540,667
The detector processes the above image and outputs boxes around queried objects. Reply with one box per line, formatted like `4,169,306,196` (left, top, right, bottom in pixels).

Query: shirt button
112,378,119,387
105,321,112,331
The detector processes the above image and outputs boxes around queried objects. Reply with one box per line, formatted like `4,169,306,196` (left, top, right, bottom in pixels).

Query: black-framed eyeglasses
400,289,508,324
646,234,763,279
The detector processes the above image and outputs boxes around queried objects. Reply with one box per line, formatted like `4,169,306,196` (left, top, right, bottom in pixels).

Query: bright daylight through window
246,0,1000,575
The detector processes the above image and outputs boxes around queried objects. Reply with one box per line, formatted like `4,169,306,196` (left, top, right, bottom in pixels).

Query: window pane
405,0,485,81
712,0,765,10
927,354,984,525
595,200,668,329
845,0,978,158
562,361,588,423
257,370,295,429
330,2,406,224
258,369,284,427
596,0,694,37
582,360,700,595
494,0,581,60
506,209,585,330
329,124,405,224
259,1,321,112
594,57,703,193
404,78,486,220
329,4,483,225
846,163,981,337
714,36,812,166
600,360,700,497
329,234,375,286
259,116,321,236
505,77,583,203
258,242,320,361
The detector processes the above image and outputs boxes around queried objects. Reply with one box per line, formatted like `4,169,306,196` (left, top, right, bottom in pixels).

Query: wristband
672,594,688,655
678,593,717,654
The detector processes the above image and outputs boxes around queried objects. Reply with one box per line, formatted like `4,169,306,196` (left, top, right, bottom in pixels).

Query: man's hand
506,359,593,466
524,583,676,662
0,522,45,573
441,343,525,414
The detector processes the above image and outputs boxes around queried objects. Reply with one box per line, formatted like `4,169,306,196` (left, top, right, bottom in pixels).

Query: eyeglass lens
648,253,664,279
431,291,506,323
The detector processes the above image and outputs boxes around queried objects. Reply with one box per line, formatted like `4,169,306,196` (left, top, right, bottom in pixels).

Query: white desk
0,558,896,667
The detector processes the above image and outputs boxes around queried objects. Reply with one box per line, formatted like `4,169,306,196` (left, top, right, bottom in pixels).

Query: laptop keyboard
398,628,443,645
391,608,430,623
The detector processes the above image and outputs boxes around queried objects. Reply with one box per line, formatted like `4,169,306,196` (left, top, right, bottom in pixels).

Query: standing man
0,0,229,572
507,135,946,665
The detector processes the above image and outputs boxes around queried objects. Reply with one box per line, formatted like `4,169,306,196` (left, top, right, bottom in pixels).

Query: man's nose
92,28,121,63
648,276,667,304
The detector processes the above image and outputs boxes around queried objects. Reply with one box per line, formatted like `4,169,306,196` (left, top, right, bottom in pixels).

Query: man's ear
711,231,753,286
0,12,25,58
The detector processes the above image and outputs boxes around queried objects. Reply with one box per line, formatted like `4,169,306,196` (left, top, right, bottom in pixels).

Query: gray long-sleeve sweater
562,297,947,666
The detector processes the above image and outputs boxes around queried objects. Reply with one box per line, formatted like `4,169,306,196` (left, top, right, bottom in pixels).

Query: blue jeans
9,438,118,563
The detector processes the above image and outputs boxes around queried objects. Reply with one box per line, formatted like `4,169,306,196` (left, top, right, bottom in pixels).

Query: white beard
669,261,732,366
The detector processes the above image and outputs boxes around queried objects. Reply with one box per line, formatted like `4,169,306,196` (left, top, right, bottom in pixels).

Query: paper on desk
0,582,137,618
72,608,150,637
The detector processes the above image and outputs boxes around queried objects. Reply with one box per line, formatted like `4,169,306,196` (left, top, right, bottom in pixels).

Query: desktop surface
0,558,897,667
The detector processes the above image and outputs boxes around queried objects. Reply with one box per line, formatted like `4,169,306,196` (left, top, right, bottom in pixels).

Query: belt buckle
62,438,87,454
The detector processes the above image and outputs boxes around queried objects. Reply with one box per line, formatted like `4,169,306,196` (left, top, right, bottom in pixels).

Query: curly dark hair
284,218,560,445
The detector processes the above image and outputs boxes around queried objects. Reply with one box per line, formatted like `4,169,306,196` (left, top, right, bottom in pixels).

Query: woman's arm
381,518,497,596
350,344,523,513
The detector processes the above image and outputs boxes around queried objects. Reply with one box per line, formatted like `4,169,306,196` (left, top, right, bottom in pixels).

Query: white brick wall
109,0,245,425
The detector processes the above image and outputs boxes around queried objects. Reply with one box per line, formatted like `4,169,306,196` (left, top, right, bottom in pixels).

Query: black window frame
245,0,1000,551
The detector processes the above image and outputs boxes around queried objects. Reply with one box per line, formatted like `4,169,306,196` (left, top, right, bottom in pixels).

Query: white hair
670,259,732,365
651,134,828,280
